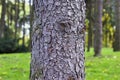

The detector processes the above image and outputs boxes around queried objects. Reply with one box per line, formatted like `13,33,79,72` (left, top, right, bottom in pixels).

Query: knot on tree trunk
57,19,72,32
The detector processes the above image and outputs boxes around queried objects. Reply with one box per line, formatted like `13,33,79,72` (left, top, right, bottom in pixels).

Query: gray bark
94,0,103,56
30,0,86,80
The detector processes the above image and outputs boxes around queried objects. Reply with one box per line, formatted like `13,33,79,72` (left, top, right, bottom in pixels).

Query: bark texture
113,0,120,51
30,0,86,80
94,0,103,56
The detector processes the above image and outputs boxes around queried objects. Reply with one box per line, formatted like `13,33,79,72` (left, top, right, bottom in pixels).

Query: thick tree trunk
0,0,6,38
94,0,103,56
113,0,120,51
30,0,86,80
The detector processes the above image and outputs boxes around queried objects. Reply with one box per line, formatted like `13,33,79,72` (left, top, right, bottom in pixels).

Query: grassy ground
0,53,30,80
85,48,120,80
0,48,120,80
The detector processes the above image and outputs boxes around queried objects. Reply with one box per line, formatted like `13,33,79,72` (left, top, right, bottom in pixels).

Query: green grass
85,48,120,80
0,53,30,80
0,48,120,80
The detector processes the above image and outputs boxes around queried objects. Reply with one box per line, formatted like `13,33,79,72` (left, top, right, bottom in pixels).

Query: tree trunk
0,0,6,38
30,0,86,80
113,0,120,51
94,0,103,56
14,0,19,40
6,3,10,30
86,0,93,52
22,0,26,46
29,0,33,51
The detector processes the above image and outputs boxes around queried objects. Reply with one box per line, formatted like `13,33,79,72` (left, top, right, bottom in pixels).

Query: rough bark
30,0,86,80
113,0,120,51
93,0,103,56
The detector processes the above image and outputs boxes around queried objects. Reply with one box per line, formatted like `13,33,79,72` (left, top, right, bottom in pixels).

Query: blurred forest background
0,0,120,53
0,0,120,80
0,0,32,53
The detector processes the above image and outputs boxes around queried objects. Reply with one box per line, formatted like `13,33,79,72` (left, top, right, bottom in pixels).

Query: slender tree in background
22,0,26,47
93,0,103,56
14,0,19,40
30,0,86,80
0,0,6,38
9,2,13,27
6,1,10,29
113,0,120,51
86,0,93,52
29,0,33,50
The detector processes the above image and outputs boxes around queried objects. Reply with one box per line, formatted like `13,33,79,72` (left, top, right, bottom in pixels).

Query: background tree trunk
22,0,26,47
86,0,93,52
29,0,33,51
30,0,86,80
94,0,103,56
113,0,120,51
14,0,19,40
0,0,6,38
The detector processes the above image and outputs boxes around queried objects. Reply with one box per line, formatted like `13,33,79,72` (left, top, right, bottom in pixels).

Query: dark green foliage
0,38,29,53
16,45,29,52
0,39,17,53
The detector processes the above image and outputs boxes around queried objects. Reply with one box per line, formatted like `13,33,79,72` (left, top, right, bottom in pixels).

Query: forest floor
0,48,120,80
